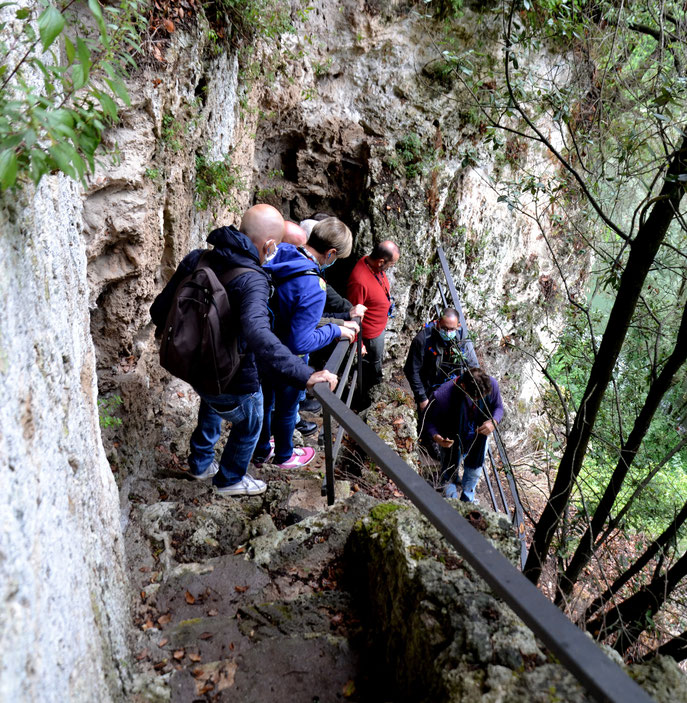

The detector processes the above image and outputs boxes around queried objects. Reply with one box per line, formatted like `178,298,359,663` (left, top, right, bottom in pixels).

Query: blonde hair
309,218,353,258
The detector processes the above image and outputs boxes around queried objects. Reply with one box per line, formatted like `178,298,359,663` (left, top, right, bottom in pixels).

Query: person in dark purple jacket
423,368,504,502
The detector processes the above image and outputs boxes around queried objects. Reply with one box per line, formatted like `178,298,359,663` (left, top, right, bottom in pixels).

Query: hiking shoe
295,418,318,437
215,474,267,496
190,460,220,480
300,397,322,413
443,483,459,500
252,447,274,468
274,446,316,469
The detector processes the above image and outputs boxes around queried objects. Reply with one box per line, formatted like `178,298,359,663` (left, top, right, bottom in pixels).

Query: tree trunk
556,305,687,601
584,500,687,622
523,134,687,585
642,629,687,662
586,549,687,656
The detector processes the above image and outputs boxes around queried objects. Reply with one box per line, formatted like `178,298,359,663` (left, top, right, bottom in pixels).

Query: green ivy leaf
88,0,107,41
37,5,65,52
64,36,75,64
97,92,118,121
15,7,30,19
0,148,18,189
76,37,91,71
48,142,76,178
105,77,130,105
72,62,89,91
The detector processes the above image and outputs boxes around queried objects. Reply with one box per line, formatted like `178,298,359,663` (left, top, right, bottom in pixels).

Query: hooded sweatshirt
150,226,313,395
265,244,341,355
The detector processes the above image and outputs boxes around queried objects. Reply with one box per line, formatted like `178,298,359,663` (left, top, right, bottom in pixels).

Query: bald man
151,204,337,497
347,240,400,402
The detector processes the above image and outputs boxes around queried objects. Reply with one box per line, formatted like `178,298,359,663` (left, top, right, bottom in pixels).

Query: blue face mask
439,329,457,342
321,252,337,271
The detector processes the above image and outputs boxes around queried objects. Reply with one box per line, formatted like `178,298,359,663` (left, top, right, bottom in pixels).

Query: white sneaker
215,474,267,496
190,460,220,480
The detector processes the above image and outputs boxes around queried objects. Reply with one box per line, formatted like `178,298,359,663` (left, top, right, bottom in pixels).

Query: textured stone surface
348,500,684,702
0,178,130,701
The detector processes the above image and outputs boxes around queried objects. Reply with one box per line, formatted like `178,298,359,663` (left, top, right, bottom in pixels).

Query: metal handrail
311,381,655,703
436,245,528,566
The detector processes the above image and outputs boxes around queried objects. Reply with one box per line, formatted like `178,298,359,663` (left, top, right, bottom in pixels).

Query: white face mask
263,242,278,263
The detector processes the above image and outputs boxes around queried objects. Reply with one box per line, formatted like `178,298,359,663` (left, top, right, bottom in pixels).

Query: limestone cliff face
86,1,589,479
0,179,130,700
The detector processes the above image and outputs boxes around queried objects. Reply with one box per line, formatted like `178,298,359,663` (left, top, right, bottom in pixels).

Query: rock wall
83,0,590,484
0,178,130,700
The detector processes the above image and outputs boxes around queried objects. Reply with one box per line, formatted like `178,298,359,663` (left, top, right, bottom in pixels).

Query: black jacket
323,285,353,319
150,226,313,396
403,321,479,404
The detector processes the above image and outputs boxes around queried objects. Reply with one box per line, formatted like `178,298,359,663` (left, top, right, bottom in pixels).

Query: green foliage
194,152,243,212
547,302,687,538
98,394,123,429
208,0,295,44
0,0,145,191
161,113,184,153
387,132,433,180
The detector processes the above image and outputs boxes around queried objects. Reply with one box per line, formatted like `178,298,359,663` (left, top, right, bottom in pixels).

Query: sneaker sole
215,485,266,496
275,451,316,469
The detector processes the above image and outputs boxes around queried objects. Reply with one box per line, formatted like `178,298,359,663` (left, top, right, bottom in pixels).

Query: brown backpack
159,252,253,395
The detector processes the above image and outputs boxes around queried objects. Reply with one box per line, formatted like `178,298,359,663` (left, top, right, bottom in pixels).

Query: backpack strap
272,269,322,286
197,251,257,288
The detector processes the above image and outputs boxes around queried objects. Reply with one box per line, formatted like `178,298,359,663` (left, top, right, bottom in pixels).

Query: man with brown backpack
151,204,337,496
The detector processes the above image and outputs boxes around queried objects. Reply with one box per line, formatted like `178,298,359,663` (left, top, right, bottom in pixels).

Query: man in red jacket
347,240,400,402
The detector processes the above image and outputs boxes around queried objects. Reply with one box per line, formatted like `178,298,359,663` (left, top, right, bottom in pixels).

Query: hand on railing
349,304,367,319
338,320,359,343
306,369,338,391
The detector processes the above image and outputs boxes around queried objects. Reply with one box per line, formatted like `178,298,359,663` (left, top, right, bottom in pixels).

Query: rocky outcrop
0,179,130,700
348,500,687,703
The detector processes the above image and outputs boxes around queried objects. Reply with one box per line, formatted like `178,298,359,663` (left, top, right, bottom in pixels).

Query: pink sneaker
253,447,274,468
274,446,316,469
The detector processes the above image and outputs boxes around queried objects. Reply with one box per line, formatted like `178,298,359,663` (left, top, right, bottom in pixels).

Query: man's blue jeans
439,433,488,502
254,380,301,464
188,390,263,487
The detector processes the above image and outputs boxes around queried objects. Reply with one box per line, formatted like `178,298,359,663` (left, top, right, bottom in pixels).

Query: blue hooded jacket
150,226,313,395
265,244,341,355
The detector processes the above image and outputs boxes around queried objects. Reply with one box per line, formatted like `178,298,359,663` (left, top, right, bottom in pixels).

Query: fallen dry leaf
185,590,196,605
188,652,202,662
191,667,205,679
158,638,168,647
207,609,218,617
199,684,214,694
234,585,248,593
157,614,172,626
199,632,213,640
136,649,150,661
173,649,185,660
234,546,245,555
142,620,154,631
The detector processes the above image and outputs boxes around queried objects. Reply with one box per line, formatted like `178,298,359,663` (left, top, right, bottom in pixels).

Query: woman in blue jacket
253,218,358,469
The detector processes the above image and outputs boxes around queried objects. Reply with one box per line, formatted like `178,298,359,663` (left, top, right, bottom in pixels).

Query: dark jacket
266,244,341,355
403,322,479,404
150,226,313,395
424,375,504,465
324,285,353,319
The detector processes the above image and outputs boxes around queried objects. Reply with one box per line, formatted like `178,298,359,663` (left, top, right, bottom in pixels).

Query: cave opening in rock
254,126,372,299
